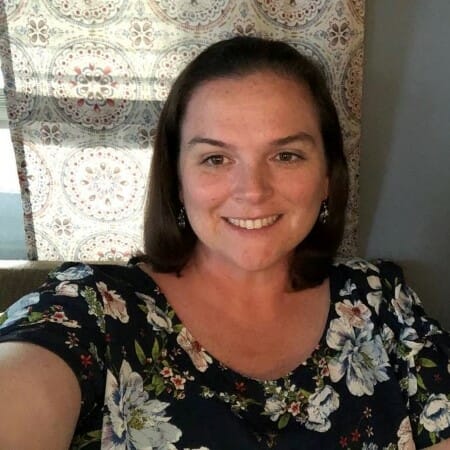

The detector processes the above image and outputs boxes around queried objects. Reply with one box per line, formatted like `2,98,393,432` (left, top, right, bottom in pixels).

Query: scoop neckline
130,261,336,383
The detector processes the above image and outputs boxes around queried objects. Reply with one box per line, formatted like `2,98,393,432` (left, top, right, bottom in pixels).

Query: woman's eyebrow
186,132,315,149
270,132,316,147
186,137,231,149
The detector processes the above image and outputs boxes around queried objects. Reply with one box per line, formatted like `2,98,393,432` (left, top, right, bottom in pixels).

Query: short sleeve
375,261,450,448
0,262,106,425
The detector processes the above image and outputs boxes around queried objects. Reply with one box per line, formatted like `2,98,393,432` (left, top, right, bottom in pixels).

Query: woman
0,37,448,450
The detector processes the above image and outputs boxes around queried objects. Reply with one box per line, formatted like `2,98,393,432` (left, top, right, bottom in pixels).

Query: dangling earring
177,206,186,229
319,200,329,224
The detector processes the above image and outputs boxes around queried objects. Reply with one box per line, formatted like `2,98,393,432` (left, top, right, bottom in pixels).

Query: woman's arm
0,342,81,449
425,440,450,449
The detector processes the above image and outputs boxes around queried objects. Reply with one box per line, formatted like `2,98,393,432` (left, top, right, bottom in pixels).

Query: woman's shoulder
329,256,447,338
48,259,156,286
331,257,409,304
329,257,429,329
0,259,162,339
332,256,402,276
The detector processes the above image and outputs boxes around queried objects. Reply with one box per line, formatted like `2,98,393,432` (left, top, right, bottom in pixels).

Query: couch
0,260,60,311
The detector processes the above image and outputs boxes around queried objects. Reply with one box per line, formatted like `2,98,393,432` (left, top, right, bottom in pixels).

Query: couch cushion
0,261,60,311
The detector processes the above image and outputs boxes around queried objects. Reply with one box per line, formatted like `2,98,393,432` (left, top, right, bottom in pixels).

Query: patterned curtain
0,0,364,261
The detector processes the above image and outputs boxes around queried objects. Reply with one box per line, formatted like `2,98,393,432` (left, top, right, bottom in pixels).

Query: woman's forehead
181,72,320,139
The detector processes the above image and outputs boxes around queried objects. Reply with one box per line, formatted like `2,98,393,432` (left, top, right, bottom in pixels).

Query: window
0,69,27,259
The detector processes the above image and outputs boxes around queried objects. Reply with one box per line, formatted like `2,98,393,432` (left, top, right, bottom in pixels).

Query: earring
177,206,186,229
319,200,329,224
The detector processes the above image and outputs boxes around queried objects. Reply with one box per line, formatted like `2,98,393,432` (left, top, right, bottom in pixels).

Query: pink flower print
160,367,173,378
47,310,79,328
176,327,212,373
335,300,371,328
288,401,301,417
397,417,415,450
96,281,129,323
170,375,186,390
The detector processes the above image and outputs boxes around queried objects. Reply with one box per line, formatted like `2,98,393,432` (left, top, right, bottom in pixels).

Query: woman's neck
182,247,305,318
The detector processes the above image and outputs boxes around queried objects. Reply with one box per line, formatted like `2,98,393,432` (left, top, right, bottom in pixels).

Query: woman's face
178,71,329,274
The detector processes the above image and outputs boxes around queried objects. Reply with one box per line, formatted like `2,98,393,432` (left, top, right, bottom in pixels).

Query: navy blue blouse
0,258,448,449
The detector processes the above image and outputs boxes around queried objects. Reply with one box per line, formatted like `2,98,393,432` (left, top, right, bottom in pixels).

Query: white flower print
264,397,286,422
380,324,396,355
339,279,357,297
392,284,415,326
305,385,339,432
177,327,212,373
419,393,450,433
361,444,379,450
97,282,129,323
335,299,371,328
0,292,40,328
327,318,390,396
65,331,79,348
102,360,182,450
55,264,93,281
344,258,380,273
406,363,418,397
397,416,416,450
54,281,79,297
366,275,383,314
184,447,210,450
399,327,425,361
135,292,173,332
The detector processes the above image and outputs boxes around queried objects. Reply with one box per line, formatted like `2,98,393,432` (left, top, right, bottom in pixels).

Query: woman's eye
275,152,302,163
202,155,229,166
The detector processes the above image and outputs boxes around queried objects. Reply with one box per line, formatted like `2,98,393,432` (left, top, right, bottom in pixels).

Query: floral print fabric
0,258,448,449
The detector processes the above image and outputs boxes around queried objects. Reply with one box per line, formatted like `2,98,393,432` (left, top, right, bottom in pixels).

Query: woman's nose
233,163,273,203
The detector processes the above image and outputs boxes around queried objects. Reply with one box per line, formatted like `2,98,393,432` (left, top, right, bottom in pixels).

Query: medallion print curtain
0,0,364,261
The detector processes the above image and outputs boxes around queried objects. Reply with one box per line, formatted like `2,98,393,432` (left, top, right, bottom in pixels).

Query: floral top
0,258,449,450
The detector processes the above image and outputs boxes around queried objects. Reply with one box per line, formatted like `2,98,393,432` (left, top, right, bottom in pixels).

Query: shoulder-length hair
138,36,348,290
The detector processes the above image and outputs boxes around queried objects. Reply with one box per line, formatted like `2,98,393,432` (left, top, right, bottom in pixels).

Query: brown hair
139,36,348,289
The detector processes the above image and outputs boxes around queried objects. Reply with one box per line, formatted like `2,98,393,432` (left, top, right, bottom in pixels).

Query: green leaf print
278,413,290,429
430,431,437,445
417,373,426,391
71,429,102,448
418,358,437,368
28,311,44,322
82,286,105,332
151,374,165,396
173,323,184,333
152,338,160,360
135,340,147,366
0,313,7,326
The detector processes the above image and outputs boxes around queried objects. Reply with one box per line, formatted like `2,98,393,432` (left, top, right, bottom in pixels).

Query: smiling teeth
227,215,279,230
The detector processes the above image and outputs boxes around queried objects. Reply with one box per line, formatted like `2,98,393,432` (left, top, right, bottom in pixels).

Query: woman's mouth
225,214,280,230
